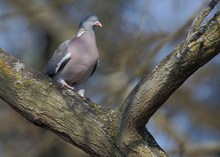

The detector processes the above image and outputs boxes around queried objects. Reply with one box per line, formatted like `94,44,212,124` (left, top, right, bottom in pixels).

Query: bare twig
120,0,150,70
169,142,220,156
6,0,75,40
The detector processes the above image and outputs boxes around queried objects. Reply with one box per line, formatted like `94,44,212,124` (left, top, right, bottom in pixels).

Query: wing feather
90,59,99,77
43,40,71,77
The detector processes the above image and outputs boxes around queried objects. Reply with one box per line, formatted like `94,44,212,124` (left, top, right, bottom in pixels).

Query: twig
169,142,220,156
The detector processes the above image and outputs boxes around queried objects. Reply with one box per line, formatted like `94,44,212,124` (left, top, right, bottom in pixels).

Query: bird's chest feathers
61,35,99,82
69,33,99,66
62,56,96,83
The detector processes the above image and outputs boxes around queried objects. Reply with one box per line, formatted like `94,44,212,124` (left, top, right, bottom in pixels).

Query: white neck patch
77,28,86,37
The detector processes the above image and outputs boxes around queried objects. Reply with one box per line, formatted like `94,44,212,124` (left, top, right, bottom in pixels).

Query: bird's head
79,15,102,31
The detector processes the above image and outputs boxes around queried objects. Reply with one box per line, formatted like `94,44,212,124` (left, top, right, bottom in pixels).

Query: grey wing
43,40,71,77
90,59,99,77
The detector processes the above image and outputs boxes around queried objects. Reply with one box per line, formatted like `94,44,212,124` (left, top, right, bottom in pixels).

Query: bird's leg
75,84,86,97
58,79,74,90
78,88,91,100
78,89,85,97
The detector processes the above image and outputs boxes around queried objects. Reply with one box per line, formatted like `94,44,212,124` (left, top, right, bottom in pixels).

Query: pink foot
58,79,74,90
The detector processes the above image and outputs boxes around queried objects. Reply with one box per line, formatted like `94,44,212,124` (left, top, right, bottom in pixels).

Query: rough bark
0,1,220,156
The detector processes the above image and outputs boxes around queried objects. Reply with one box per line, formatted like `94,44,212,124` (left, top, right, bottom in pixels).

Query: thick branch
116,0,220,153
0,49,123,157
0,49,167,156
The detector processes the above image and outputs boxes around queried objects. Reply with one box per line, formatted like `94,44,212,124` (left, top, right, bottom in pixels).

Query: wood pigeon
43,15,102,97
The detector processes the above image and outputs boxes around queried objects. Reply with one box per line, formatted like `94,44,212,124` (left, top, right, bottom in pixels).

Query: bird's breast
60,49,99,85
61,60,97,85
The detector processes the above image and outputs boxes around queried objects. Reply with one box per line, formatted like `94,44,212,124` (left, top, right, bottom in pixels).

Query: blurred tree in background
0,0,220,157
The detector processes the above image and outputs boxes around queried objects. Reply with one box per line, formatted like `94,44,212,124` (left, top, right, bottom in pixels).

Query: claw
58,79,74,90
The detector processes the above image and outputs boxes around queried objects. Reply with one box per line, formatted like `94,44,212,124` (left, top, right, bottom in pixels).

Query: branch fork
0,1,220,156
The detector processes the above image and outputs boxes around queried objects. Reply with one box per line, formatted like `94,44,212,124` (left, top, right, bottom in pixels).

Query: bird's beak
95,21,102,27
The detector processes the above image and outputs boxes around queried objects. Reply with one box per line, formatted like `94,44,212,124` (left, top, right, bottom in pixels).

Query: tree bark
0,1,220,156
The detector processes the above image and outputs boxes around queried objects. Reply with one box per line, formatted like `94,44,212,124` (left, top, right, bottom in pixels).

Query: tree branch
0,49,124,157
188,0,219,37
116,0,220,153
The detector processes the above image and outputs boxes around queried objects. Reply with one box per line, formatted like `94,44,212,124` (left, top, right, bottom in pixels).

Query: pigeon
43,15,102,97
